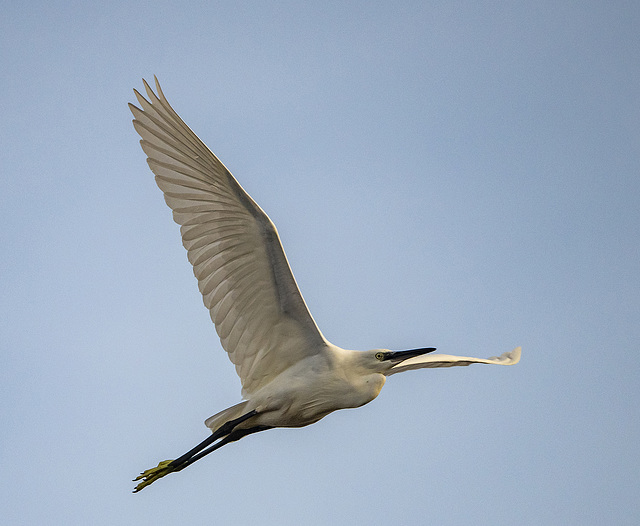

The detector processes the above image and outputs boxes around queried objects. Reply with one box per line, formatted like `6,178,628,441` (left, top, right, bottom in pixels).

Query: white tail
204,401,250,432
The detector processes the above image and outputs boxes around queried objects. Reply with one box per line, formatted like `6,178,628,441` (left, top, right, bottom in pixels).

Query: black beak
381,347,436,363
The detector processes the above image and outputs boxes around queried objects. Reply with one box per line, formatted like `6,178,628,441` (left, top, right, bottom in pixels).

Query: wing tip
492,346,521,365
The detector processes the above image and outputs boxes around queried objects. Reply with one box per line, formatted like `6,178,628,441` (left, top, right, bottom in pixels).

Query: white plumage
130,77,520,492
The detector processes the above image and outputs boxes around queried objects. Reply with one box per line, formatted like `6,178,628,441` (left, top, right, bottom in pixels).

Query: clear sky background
2,2,639,524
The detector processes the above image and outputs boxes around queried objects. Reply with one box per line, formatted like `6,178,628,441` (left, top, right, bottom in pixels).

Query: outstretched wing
386,347,521,376
129,78,328,396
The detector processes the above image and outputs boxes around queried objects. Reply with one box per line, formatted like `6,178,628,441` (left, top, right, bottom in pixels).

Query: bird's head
364,347,437,374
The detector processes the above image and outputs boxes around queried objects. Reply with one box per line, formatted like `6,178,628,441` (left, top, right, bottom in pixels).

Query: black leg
172,425,273,472
168,409,258,469
133,409,260,492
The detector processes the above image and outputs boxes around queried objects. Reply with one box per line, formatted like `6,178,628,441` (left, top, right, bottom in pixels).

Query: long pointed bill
382,347,436,364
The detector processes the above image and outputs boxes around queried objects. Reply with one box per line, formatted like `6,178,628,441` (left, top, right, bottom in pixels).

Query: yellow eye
375,352,385,361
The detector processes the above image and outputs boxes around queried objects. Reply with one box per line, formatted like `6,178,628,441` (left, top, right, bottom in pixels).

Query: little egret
130,78,521,492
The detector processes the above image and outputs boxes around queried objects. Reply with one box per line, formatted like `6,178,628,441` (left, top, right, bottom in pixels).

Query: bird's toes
132,460,175,492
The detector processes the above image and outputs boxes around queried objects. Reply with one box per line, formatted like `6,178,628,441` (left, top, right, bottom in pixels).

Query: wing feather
130,78,327,396
386,347,521,376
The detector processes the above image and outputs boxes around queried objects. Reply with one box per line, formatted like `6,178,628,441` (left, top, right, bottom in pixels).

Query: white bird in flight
129,77,521,492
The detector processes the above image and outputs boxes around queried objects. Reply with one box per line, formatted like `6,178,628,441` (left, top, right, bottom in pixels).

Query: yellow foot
133,459,175,492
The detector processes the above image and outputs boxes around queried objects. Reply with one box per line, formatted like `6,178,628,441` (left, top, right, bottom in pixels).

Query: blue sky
1,1,639,524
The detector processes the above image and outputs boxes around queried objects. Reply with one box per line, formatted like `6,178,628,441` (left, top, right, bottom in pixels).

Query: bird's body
129,78,521,492
229,346,386,429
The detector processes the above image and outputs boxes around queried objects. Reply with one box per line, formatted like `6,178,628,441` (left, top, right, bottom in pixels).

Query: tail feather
204,401,250,432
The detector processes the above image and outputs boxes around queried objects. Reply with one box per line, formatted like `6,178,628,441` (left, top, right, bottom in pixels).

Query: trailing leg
133,410,259,492
172,425,273,472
